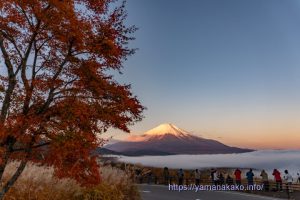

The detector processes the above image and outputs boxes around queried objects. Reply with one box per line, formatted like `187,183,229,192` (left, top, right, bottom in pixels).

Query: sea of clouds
117,150,300,178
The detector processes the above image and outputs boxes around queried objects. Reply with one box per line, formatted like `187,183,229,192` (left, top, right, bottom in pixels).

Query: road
138,184,286,200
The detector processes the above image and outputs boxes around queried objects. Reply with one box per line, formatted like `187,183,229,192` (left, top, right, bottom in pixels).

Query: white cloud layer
118,150,300,177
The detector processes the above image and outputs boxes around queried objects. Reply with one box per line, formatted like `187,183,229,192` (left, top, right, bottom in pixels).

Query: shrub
1,162,140,200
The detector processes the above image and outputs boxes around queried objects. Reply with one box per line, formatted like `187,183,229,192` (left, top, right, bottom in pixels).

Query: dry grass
1,162,140,200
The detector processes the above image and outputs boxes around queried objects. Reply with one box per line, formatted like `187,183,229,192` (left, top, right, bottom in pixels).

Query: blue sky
105,0,300,149
1,0,299,149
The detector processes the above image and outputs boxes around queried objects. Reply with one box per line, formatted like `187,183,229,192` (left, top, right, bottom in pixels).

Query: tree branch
21,20,42,114
37,41,74,114
0,30,23,59
12,142,50,152
0,34,17,122
0,151,31,199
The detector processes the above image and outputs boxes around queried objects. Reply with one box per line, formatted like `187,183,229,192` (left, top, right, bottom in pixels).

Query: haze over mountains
104,123,253,156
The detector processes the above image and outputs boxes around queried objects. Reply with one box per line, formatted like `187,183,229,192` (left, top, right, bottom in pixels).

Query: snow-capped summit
144,123,189,138
126,123,193,142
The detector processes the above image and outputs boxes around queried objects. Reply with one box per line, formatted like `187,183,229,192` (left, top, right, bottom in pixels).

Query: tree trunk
0,148,11,181
0,159,28,200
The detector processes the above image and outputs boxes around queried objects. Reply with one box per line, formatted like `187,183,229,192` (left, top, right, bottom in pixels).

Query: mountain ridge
105,123,254,156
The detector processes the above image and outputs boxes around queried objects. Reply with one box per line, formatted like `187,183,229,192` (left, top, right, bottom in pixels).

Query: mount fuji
105,123,254,156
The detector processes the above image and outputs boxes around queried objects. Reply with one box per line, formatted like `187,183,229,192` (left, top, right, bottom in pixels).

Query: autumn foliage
0,0,144,197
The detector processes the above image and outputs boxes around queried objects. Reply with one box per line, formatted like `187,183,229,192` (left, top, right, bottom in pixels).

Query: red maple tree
0,0,144,198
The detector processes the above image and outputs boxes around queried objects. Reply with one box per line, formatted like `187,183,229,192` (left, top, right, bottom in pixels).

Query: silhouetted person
283,169,293,198
234,168,242,185
178,169,184,185
246,169,254,186
272,169,282,191
297,173,300,184
211,168,218,185
260,170,269,191
135,168,143,183
194,169,201,185
163,167,170,185
219,172,225,185
147,169,152,184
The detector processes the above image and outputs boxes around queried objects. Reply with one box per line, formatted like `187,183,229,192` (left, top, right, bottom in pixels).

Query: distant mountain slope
94,147,122,155
105,123,254,156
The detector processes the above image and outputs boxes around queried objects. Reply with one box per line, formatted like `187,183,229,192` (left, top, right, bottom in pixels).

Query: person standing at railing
218,172,225,185
246,169,254,186
283,169,293,198
212,169,219,185
234,168,242,185
260,169,269,191
163,167,170,185
135,168,143,183
145,169,153,184
210,168,217,185
177,168,184,185
297,173,300,184
194,169,201,186
272,169,283,192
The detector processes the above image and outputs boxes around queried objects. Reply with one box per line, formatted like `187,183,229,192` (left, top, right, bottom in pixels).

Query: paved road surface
138,184,286,200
